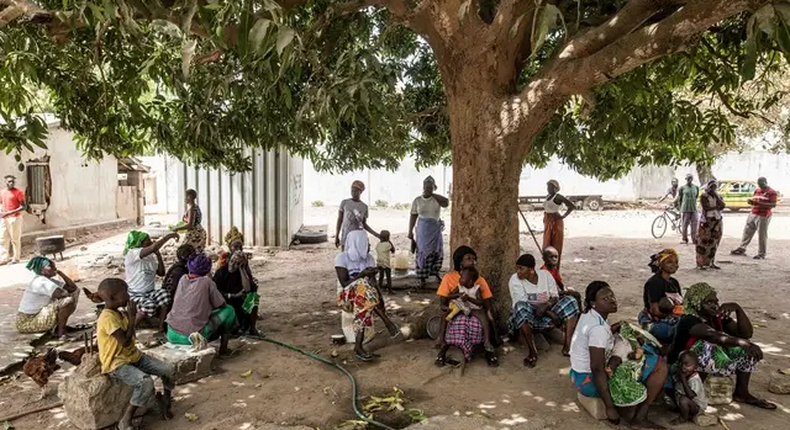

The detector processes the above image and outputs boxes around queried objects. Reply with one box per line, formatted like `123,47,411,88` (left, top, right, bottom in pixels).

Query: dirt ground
2,207,790,430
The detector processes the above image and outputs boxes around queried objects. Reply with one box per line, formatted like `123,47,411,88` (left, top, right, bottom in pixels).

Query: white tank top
544,194,562,214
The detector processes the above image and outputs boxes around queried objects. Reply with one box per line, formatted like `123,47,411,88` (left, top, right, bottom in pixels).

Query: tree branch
566,0,769,91
557,0,681,60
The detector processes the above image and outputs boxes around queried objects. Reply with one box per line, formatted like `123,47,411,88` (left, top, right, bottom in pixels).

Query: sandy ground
2,207,790,430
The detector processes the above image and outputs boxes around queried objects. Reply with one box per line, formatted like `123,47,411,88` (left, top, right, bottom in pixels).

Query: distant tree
4,0,790,318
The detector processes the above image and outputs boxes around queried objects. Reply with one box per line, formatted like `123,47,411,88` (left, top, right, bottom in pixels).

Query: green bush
374,199,389,208
311,201,325,207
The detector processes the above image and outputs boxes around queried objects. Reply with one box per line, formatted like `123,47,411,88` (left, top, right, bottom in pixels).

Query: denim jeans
110,355,175,407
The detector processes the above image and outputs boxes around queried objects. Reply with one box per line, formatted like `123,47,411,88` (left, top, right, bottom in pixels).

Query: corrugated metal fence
177,150,303,247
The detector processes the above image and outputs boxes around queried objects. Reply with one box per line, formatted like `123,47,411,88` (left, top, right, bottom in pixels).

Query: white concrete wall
0,124,119,234
141,155,180,214
304,150,789,205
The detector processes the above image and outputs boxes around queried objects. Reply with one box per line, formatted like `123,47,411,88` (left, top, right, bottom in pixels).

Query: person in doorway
16,256,80,339
638,249,683,345
543,180,575,268
508,254,580,367
657,178,680,206
675,174,699,245
335,231,399,361
334,181,380,249
172,189,207,252
167,254,237,355
0,174,27,265
213,241,261,336
96,278,175,429
569,281,668,429
731,177,778,260
697,180,725,270
162,244,194,296
435,246,498,367
670,282,775,410
123,230,179,331
408,176,449,288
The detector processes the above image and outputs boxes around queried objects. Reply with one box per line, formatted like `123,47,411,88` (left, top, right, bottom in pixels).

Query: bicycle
651,206,681,239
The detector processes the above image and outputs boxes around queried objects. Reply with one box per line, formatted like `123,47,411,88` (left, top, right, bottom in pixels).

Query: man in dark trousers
675,174,699,245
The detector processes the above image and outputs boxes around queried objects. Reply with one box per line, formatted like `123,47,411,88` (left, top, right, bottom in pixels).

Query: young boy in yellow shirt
97,278,174,429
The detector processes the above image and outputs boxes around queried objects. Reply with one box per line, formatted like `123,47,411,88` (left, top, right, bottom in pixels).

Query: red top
0,188,25,218
540,264,563,286
751,186,778,217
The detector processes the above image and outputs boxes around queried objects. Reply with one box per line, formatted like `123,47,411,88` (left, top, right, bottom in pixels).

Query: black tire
651,215,668,239
293,231,328,244
584,197,603,211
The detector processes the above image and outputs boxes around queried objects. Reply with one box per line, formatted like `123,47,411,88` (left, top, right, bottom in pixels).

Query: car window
727,183,740,193
745,183,757,193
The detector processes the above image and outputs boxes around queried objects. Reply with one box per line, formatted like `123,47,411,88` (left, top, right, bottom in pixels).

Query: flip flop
434,356,446,367
734,396,777,410
485,351,499,367
523,355,537,368
355,353,375,362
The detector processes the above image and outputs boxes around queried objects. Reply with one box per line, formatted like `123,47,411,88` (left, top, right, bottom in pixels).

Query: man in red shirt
0,174,27,265
731,177,777,260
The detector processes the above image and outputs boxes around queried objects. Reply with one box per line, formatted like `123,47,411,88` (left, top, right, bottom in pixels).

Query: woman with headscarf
167,254,236,355
408,176,449,288
15,256,80,338
335,231,399,361
172,189,207,252
544,180,575,268
162,244,194,296
435,246,498,367
569,281,668,429
214,240,261,335
696,180,725,270
123,230,180,331
670,283,775,410
335,180,380,250
639,249,683,344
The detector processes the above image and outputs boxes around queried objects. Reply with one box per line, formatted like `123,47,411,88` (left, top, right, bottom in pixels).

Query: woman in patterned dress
173,189,207,252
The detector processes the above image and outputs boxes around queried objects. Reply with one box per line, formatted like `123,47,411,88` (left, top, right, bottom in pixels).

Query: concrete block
144,343,216,385
704,375,734,406
58,353,133,430
576,392,607,420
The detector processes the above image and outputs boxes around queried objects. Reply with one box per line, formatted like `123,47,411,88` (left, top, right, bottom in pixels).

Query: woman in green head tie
669,282,776,410
16,256,80,338
123,229,180,331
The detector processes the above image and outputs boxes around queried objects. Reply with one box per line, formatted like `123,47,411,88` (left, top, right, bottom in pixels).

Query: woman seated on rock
162,244,194,296
214,241,260,336
569,281,668,430
123,230,180,331
435,246,498,367
16,256,80,339
166,254,236,354
335,230,399,362
508,254,579,367
639,249,683,345
669,282,775,410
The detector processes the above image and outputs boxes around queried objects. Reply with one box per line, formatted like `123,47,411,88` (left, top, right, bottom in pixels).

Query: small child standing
672,350,707,425
96,278,175,430
375,230,395,292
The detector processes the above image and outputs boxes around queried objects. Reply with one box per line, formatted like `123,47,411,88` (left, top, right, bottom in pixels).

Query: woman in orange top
435,246,498,367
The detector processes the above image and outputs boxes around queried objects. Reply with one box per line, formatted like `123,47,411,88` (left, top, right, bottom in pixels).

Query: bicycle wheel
651,215,668,239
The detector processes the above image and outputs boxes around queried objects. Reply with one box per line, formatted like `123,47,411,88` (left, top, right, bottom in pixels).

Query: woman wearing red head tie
335,180,381,250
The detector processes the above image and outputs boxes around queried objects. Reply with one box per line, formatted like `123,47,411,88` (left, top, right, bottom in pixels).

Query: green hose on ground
245,334,396,430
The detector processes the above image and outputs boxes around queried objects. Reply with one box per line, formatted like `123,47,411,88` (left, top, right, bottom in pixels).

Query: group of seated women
121,230,260,353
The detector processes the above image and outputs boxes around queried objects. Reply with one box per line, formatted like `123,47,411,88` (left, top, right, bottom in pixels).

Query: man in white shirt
16,256,80,338
508,253,580,367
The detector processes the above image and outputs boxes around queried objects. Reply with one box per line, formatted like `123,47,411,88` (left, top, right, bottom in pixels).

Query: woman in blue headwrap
408,176,449,288
16,256,80,338
166,254,237,354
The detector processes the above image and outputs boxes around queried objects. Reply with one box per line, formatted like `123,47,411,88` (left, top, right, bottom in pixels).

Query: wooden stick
0,401,63,422
718,417,733,430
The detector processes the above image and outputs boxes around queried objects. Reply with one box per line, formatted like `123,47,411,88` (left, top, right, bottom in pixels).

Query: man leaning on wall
0,174,27,265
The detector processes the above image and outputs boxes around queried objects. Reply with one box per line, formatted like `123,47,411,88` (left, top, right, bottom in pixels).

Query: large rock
768,371,790,394
57,353,133,430
576,392,607,420
144,343,216,385
704,375,734,406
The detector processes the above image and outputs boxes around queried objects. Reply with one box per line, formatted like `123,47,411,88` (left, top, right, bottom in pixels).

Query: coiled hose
245,334,395,430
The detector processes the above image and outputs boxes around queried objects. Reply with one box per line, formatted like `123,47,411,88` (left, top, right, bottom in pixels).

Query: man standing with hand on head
0,174,27,265
732,177,778,260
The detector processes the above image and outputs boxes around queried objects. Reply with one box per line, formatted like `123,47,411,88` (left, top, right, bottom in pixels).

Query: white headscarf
342,230,372,276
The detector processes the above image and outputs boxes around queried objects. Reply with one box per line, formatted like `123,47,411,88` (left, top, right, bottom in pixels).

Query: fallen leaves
239,369,253,378
184,413,199,421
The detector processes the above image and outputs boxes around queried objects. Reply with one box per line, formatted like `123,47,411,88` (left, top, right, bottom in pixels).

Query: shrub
374,200,389,208
311,201,325,208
